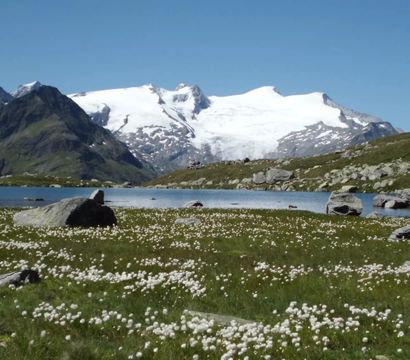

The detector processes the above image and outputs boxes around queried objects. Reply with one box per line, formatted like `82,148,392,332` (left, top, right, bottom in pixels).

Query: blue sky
1,0,409,130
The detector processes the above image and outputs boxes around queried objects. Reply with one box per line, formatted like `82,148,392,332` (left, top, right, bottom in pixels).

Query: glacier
69,83,397,173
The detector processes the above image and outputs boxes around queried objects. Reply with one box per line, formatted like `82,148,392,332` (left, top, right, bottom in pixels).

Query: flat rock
13,197,116,227
183,200,204,208
326,192,363,216
389,225,410,242
175,217,201,226
184,310,253,326
0,269,40,287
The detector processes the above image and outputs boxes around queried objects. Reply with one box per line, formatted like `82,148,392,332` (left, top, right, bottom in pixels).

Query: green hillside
147,132,410,193
0,86,155,184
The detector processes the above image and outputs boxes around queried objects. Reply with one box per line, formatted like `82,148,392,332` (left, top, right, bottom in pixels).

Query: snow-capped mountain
69,84,398,173
13,81,42,98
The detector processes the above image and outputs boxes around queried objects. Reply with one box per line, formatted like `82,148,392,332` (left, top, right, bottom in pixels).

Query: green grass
0,174,116,188
147,132,410,192
0,208,409,359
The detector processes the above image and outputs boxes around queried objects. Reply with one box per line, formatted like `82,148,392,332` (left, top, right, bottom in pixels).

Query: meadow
0,207,409,359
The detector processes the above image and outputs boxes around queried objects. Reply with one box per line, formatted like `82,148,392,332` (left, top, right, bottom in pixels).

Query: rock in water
389,225,410,242
326,192,363,216
183,200,204,208
373,195,400,208
13,198,116,227
384,198,409,209
89,189,104,204
0,269,40,287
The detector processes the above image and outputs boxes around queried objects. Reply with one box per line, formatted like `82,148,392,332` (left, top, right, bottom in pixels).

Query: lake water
0,186,409,217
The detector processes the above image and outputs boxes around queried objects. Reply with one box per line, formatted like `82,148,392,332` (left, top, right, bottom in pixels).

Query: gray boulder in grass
326,192,363,216
175,217,201,226
389,225,410,242
265,168,294,183
13,196,116,228
0,269,40,287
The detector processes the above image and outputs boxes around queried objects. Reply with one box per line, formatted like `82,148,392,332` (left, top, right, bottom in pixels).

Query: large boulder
13,197,117,228
397,189,410,202
265,168,294,184
384,198,409,209
373,195,400,208
389,225,410,242
326,192,363,216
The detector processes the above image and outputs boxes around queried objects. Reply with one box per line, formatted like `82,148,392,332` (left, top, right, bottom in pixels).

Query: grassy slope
147,133,410,192
0,208,409,359
0,175,116,188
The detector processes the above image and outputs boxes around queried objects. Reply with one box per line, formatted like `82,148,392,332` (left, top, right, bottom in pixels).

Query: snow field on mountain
70,84,351,160
71,86,175,133
193,88,344,159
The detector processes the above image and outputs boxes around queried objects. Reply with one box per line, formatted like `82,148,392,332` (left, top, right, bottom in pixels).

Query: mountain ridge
69,83,398,173
0,85,155,183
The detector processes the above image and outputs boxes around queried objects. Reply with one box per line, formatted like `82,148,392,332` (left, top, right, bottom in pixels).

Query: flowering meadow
0,207,409,359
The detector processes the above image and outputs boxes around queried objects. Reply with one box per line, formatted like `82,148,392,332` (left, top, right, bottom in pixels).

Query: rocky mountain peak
13,81,43,98
175,83,188,91
175,84,210,114
0,84,154,182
